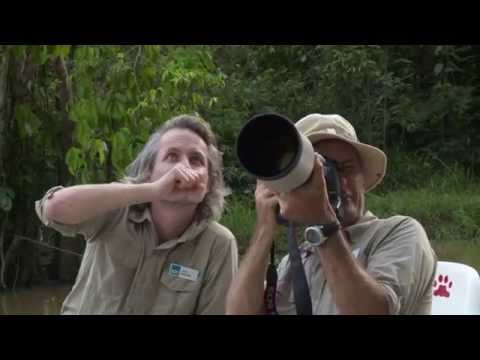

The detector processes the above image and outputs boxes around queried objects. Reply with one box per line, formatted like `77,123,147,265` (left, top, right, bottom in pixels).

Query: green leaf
10,45,27,58
92,139,108,165
0,186,14,212
208,97,218,108
52,45,71,58
86,99,99,128
434,63,444,76
36,46,50,65
116,102,126,118
144,65,156,79
15,104,41,138
111,128,132,170
96,97,108,117
74,118,89,146
65,147,85,175
0,186,15,199
0,196,12,212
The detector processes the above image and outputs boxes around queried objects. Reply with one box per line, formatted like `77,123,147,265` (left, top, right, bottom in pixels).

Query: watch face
304,226,327,247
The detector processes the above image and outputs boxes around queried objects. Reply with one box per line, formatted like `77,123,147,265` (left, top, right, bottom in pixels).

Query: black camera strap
264,242,278,315
286,221,313,315
263,223,313,315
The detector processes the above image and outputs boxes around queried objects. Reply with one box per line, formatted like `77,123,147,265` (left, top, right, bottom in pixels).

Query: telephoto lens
236,113,315,193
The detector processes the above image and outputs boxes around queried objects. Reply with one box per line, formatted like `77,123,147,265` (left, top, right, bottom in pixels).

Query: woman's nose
179,156,191,168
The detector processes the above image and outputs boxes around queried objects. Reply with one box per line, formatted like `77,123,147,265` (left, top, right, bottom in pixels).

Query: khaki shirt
276,211,437,315
35,186,238,315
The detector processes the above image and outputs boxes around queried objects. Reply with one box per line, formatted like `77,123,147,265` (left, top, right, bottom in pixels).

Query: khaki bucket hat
296,113,387,192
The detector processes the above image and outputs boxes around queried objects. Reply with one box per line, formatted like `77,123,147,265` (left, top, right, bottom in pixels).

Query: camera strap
264,242,278,315
286,221,313,315
263,223,313,315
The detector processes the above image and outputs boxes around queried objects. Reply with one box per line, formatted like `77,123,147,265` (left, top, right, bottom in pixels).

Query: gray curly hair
122,114,227,222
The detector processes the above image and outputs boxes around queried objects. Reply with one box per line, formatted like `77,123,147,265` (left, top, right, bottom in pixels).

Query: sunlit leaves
65,45,226,182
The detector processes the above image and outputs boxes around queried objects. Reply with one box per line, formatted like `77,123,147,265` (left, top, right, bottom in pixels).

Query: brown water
0,285,72,315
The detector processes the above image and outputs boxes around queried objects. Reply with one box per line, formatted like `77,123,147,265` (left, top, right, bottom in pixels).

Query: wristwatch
304,222,340,247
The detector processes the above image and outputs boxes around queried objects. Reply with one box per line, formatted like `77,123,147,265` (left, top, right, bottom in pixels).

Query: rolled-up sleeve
35,186,121,241
366,217,437,315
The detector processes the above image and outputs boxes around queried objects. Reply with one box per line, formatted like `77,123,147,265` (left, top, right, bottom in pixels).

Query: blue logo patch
169,263,181,277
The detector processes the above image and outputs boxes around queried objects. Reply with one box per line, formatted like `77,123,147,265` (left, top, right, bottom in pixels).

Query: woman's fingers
176,166,191,183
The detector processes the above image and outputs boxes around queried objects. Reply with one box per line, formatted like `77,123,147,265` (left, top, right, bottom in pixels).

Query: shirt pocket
156,270,200,314
160,270,199,292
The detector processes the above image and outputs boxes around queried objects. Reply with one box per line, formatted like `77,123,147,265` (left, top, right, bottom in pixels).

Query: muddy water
0,285,72,315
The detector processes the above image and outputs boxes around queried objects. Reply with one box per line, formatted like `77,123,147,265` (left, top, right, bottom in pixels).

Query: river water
0,285,72,315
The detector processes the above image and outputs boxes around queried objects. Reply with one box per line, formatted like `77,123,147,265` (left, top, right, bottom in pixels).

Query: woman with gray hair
35,114,238,314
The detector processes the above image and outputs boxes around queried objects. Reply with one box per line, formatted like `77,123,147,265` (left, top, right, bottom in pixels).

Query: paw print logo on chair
431,262,480,315
433,274,453,298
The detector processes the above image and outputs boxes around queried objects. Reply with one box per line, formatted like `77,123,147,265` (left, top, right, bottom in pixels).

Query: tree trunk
415,45,436,90
0,48,10,289
383,51,389,153
0,47,9,182
52,55,74,166
50,55,75,282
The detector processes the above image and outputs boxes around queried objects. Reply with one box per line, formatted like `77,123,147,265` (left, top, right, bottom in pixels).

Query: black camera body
323,158,342,222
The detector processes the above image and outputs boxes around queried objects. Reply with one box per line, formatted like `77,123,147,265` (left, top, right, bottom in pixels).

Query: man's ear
361,178,367,192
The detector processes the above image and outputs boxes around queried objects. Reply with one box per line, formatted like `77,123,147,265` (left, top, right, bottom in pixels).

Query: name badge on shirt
168,263,199,282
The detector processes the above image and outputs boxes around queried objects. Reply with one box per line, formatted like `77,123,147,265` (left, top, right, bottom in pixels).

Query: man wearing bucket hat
226,114,437,315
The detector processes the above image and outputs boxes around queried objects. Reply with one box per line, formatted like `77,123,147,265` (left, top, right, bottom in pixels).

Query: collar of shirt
343,210,378,246
127,204,210,251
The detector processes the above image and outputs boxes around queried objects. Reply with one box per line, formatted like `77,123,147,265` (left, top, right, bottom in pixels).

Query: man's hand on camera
253,181,279,242
277,154,338,226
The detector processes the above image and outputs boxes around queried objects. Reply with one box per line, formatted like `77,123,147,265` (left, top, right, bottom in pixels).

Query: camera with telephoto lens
236,113,342,224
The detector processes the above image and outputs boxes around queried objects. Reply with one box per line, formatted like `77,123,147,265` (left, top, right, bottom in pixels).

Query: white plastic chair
431,261,480,315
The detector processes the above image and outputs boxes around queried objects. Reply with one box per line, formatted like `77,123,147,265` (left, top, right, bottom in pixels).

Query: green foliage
0,187,15,212
66,46,226,182
219,194,289,261
0,45,79,288
220,195,256,254
15,104,41,138
367,174,480,244
209,45,480,192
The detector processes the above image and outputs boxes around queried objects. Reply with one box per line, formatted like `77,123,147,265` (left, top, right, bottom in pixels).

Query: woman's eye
166,153,177,161
190,156,204,166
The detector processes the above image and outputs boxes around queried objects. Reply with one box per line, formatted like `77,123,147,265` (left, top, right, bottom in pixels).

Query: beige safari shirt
276,211,437,315
35,186,238,315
